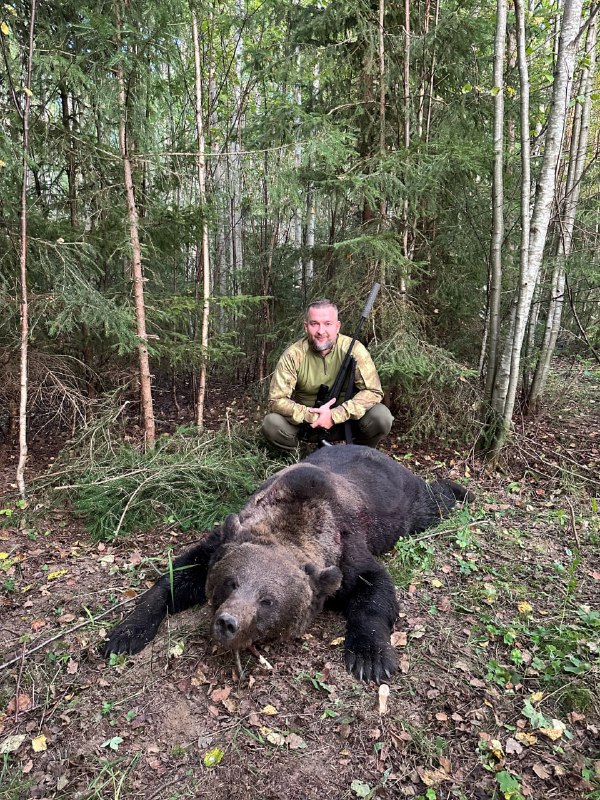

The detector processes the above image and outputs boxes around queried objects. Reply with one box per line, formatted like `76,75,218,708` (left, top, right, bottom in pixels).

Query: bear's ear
304,564,343,597
221,513,249,544
282,465,335,503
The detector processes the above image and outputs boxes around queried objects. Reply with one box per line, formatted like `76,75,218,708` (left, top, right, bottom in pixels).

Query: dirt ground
0,368,599,800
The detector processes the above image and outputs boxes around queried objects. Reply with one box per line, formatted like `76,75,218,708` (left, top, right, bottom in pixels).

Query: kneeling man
262,299,393,451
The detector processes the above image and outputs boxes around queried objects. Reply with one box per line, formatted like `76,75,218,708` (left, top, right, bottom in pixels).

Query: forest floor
0,364,599,800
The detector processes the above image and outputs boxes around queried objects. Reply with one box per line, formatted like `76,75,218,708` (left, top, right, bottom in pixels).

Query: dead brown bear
103,445,469,683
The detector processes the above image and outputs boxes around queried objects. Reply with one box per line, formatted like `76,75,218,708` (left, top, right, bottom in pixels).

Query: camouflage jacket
267,334,384,425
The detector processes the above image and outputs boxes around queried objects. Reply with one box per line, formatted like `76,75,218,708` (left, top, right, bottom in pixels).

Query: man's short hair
305,299,339,319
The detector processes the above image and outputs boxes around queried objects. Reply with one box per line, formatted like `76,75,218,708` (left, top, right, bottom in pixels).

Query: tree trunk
484,0,583,457
16,0,37,499
115,0,155,448
191,9,212,431
526,14,597,409
483,0,508,395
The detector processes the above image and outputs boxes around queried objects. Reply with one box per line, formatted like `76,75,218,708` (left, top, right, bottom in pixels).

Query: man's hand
308,397,337,430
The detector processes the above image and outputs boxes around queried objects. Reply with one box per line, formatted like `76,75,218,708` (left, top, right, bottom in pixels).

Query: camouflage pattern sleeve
267,343,318,425
330,340,384,425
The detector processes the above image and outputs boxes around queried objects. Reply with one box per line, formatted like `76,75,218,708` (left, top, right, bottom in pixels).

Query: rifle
299,282,380,443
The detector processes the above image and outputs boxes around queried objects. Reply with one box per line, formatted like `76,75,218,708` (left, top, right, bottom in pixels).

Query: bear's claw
102,622,153,657
344,640,397,684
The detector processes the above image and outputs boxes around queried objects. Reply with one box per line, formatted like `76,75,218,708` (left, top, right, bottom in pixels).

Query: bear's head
205,542,342,652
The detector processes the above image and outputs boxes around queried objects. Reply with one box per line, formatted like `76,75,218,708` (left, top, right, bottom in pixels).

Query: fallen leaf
391,631,407,647
417,766,450,787
31,735,47,752
222,698,237,714
0,734,26,754
66,659,79,675
439,756,452,774
410,624,426,639
286,733,306,749
515,731,537,746
47,569,68,581
22,759,33,774
330,636,345,646
168,641,184,658
261,705,278,716
505,738,523,754
532,762,551,780
210,687,231,704
489,739,504,761
203,747,224,766
517,601,533,614
31,619,47,632
7,694,32,714
539,720,565,741
435,712,448,721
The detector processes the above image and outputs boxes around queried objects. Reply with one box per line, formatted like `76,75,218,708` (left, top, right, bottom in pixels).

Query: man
262,299,393,451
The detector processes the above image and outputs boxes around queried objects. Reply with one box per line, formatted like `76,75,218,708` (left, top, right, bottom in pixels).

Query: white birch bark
527,14,596,406
16,0,36,498
487,0,583,451
192,10,212,430
230,2,245,293
115,1,155,448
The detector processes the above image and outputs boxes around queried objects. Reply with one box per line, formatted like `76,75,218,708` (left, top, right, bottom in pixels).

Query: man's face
304,305,341,354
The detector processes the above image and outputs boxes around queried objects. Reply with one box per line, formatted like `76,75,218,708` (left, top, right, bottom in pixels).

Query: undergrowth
44,422,292,541
372,325,479,444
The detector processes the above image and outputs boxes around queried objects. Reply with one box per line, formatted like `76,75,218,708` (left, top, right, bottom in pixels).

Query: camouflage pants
262,404,394,452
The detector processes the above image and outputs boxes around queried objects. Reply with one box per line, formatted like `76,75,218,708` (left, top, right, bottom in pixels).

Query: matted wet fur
103,445,469,682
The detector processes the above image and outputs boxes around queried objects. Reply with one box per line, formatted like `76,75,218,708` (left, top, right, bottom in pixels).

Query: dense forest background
1,0,599,470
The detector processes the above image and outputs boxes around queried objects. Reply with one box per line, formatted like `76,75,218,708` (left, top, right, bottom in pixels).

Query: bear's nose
213,612,239,642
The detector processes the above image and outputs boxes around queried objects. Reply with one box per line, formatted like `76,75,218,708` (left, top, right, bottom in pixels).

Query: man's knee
360,404,394,435
262,413,299,451
353,404,393,448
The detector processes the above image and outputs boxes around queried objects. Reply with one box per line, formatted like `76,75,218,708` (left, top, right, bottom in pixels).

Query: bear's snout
213,611,240,642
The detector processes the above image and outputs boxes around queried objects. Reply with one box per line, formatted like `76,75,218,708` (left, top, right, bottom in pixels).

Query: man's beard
308,334,337,353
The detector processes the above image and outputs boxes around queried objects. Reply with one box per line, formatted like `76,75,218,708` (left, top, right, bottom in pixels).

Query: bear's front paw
102,621,154,657
344,635,397,684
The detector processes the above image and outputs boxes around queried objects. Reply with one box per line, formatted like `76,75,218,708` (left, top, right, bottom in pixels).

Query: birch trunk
526,14,596,408
400,0,410,296
115,1,155,448
483,0,507,394
485,0,583,455
16,0,36,499
191,10,211,430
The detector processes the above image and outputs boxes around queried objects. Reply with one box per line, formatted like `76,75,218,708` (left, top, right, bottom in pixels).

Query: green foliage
49,423,292,540
372,312,479,442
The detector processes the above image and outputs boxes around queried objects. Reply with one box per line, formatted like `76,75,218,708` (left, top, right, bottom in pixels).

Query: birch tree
526,14,597,409
191,8,211,430
16,0,36,498
483,0,508,396
115,0,155,448
483,0,584,457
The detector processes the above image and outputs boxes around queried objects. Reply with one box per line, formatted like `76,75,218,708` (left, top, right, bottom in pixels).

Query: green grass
46,426,293,541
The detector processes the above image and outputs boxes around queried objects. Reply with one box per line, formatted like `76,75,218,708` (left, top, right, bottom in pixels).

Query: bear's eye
228,578,238,591
259,597,273,608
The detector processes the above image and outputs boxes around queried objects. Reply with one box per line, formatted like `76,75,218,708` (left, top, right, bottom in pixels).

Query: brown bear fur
104,445,469,682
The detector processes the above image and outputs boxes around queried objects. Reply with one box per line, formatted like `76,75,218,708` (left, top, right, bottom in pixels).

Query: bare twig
0,597,135,671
